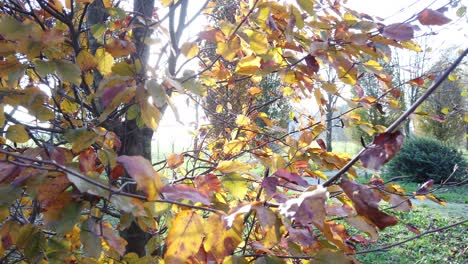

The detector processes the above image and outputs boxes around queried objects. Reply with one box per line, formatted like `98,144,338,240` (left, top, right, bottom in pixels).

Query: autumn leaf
194,174,222,197
167,153,184,169
161,184,211,205
77,50,98,71
382,23,414,41
6,125,29,143
235,55,261,75
417,9,451,26
117,155,163,200
340,179,398,230
165,210,204,263
278,185,328,225
274,169,309,187
102,222,128,256
360,131,404,170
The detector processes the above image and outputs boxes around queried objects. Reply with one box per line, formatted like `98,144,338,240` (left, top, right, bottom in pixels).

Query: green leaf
146,79,167,108
34,59,57,77
80,218,102,258
64,128,99,152
456,6,467,17
6,124,29,143
297,0,315,15
55,59,82,84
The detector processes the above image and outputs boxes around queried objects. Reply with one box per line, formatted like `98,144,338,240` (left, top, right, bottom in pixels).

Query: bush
385,137,467,183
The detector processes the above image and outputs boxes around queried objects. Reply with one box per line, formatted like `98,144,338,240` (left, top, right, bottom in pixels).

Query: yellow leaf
235,55,261,75
216,160,251,174
0,105,4,127
140,101,161,130
448,74,457,81
223,139,245,155
95,48,114,76
400,40,422,52
181,42,199,59
235,114,251,126
160,0,173,7
60,99,79,114
441,107,449,115
216,36,241,61
6,124,29,143
363,60,383,73
165,211,204,263
77,50,98,71
216,104,223,113
222,173,249,200
245,30,269,54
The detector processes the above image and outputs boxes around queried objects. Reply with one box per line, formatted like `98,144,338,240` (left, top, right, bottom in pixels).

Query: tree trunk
118,0,155,256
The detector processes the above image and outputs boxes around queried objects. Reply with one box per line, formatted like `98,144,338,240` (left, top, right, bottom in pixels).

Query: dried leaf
340,179,398,230
161,184,211,205
417,9,451,26
360,131,404,170
382,23,414,41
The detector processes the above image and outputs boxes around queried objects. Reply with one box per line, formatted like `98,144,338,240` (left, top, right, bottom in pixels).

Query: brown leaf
105,38,136,57
360,131,404,170
382,23,414,41
117,155,162,200
340,179,398,230
161,184,211,205
305,54,320,74
417,9,451,26
316,139,327,151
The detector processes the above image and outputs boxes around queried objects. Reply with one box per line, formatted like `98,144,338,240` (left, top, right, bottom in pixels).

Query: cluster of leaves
385,137,467,183
0,0,464,263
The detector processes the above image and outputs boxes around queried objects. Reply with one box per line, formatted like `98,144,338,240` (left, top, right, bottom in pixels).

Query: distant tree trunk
325,93,335,152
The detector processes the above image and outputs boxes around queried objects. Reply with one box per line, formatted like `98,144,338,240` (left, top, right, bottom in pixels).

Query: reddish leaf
274,169,308,187
0,161,20,183
79,148,97,174
101,83,127,108
278,185,328,225
326,203,354,217
110,164,125,180
354,84,364,98
360,131,404,170
349,234,369,245
416,179,434,194
406,223,421,234
198,29,225,42
340,179,398,230
293,160,309,169
287,226,316,247
102,222,128,256
261,177,279,196
117,155,162,200
382,23,414,41
161,184,211,205
305,54,320,74
409,77,424,86
417,9,451,26
194,174,222,197
316,139,327,151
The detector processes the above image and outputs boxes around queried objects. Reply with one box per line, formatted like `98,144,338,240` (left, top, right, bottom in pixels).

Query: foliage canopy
0,0,465,263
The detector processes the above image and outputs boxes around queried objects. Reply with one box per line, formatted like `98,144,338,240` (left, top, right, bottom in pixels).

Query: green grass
356,209,467,264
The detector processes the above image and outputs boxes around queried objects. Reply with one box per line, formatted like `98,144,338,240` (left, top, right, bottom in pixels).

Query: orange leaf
167,153,184,169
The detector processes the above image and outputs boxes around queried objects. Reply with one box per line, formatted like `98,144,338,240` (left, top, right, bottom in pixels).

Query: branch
322,47,468,187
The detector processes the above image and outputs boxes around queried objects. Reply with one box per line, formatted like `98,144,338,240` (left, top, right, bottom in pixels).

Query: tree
0,0,466,263
415,49,467,147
